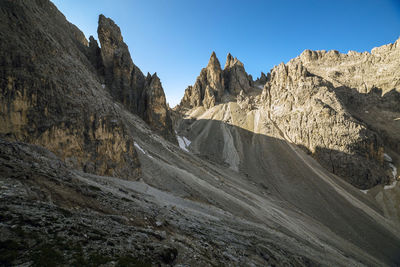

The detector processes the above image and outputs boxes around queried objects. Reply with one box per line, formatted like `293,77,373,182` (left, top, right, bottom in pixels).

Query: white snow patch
389,163,397,178
134,142,155,159
257,85,264,89
384,153,393,162
384,180,397,190
360,189,369,194
101,84,105,89
365,110,369,113
177,136,190,152
134,142,146,154
384,163,398,190
183,137,191,146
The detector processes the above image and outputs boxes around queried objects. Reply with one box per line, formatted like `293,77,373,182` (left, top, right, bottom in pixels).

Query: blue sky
52,0,400,106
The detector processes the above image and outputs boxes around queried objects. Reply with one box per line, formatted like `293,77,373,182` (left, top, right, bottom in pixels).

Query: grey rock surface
0,0,141,179
2,0,400,266
177,41,400,190
97,14,176,143
178,52,253,109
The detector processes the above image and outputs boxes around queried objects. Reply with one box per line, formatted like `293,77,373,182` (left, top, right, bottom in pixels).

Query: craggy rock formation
179,52,224,109
255,72,269,87
96,15,176,143
143,73,176,142
264,60,392,188
0,0,174,179
179,52,253,109
2,1,400,265
299,40,400,95
178,41,400,189
223,53,254,94
260,40,400,189
0,0,141,179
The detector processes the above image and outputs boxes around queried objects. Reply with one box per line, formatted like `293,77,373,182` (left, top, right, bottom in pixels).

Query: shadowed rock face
96,15,176,143
143,73,176,142
223,53,254,94
0,0,142,179
0,1,175,181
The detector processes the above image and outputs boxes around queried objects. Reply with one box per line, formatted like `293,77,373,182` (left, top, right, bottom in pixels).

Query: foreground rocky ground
0,138,320,266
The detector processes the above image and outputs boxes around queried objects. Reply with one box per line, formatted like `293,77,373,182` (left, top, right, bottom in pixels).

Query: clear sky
52,0,400,107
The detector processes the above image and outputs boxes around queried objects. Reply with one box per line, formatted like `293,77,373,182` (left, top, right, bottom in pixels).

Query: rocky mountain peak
178,52,254,109
224,53,244,69
95,15,176,143
98,14,123,45
223,53,253,94
208,51,220,68
255,71,269,86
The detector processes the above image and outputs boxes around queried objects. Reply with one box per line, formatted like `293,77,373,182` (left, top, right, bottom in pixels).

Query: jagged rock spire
223,52,253,94
178,52,254,109
208,51,220,67
96,14,176,143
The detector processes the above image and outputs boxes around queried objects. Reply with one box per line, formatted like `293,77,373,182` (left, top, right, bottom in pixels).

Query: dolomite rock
223,53,254,94
143,73,176,142
263,59,392,188
97,15,176,143
178,52,254,109
179,52,224,109
178,41,400,189
0,0,142,179
255,72,268,86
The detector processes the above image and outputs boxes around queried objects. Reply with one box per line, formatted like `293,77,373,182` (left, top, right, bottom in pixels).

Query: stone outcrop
179,52,224,109
223,53,254,94
0,0,172,179
263,60,392,188
96,15,176,143
142,73,176,142
255,72,269,87
178,52,254,109
177,40,400,189
299,39,400,95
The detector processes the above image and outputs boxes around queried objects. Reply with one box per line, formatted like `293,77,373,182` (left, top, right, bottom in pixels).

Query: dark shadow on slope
179,118,400,266
334,86,400,154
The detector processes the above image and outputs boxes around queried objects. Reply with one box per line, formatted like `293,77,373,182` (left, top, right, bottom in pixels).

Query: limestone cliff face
96,15,176,143
178,52,254,109
178,41,400,189
0,0,145,179
299,39,400,95
143,73,176,142
223,53,254,94
260,43,400,188
263,60,391,188
179,52,224,109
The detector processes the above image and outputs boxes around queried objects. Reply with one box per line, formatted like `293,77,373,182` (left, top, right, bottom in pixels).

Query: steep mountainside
1,0,400,266
95,15,176,143
177,43,400,190
0,0,175,180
